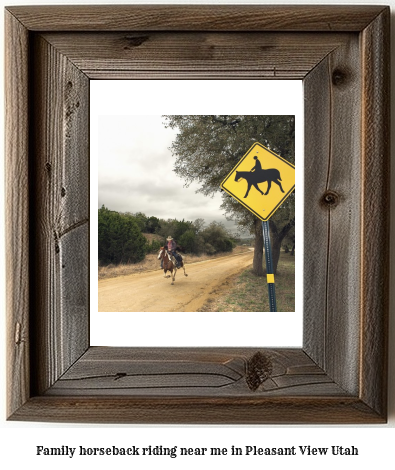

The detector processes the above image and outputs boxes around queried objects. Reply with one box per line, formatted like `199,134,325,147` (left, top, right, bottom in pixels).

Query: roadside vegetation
98,205,236,267
198,252,295,312
98,245,251,280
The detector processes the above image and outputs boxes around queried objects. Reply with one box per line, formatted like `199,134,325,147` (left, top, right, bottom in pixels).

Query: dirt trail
98,251,253,312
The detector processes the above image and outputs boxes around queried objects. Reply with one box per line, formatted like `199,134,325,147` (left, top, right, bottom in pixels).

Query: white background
91,80,304,347
1,0,394,469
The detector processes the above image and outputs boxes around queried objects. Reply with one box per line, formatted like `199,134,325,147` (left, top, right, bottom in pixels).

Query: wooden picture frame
5,5,390,424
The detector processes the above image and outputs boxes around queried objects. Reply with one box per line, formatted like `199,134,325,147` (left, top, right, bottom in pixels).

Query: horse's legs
171,268,176,285
244,183,252,198
264,180,272,195
275,179,285,193
252,183,264,195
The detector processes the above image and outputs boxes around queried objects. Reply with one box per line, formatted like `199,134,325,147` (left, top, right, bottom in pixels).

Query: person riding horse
251,155,262,173
158,241,188,284
234,155,284,198
162,236,182,268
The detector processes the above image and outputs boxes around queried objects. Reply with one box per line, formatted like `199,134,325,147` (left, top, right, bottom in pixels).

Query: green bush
98,206,147,264
178,229,197,253
146,239,162,254
201,221,234,254
204,243,216,255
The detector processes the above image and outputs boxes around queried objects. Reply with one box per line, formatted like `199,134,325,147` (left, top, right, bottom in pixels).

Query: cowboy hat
166,236,173,240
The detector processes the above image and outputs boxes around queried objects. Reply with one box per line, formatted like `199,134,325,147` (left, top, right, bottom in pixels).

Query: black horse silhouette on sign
235,168,285,198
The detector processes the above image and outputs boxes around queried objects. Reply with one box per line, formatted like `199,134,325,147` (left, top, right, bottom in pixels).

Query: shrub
98,206,147,264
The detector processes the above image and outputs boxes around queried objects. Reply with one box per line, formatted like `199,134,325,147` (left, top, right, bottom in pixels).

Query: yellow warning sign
220,142,295,221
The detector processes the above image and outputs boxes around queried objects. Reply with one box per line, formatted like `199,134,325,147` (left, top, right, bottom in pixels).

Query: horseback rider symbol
251,155,262,172
220,141,295,222
235,155,285,198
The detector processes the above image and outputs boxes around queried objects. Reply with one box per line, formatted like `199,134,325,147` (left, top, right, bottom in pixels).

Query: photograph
97,114,296,313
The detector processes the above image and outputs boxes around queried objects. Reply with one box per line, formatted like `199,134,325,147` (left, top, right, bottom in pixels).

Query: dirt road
98,251,253,312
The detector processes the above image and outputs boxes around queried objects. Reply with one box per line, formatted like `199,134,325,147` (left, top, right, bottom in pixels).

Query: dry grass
198,252,295,312
98,245,251,280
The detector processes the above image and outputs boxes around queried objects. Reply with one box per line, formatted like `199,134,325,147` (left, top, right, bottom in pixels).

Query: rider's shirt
167,239,177,252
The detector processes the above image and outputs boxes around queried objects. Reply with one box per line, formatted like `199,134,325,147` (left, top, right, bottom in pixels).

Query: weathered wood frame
5,5,390,423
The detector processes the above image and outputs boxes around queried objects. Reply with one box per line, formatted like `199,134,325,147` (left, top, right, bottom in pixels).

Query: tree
130,212,148,232
145,216,161,234
163,115,295,274
173,219,194,241
156,216,232,255
178,229,197,253
155,218,179,242
98,205,147,264
200,221,234,254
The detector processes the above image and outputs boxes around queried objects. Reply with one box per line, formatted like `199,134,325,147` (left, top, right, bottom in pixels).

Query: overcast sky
93,80,303,237
98,114,242,234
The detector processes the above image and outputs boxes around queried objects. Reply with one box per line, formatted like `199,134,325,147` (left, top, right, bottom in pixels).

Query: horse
157,247,188,285
235,169,285,198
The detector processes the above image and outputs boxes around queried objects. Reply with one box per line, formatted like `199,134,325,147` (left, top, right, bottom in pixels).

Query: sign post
262,220,276,312
220,142,295,312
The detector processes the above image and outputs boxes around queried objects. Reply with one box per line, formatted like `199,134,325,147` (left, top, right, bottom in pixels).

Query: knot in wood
332,68,348,87
246,351,273,391
321,190,340,208
123,35,149,49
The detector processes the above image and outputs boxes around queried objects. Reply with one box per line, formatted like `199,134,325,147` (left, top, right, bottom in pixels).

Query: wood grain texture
42,32,349,80
10,350,382,424
5,10,30,418
304,35,362,395
5,5,389,424
46,347,344,397
325,37,362,394
303,56,332,370
5,5,386,32
10,396,383,425
29,34,90,395
360,8,390,417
